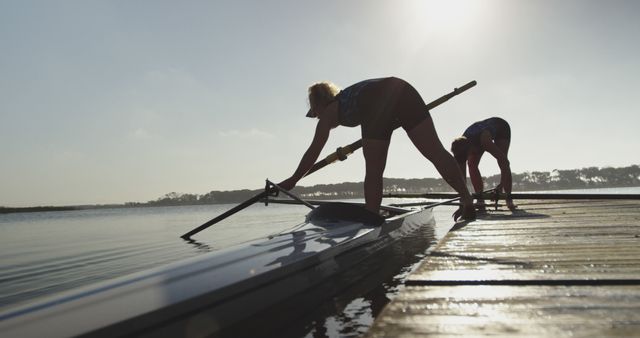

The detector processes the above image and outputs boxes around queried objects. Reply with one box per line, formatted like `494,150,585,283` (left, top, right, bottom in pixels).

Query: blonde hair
451,136,470,161
307,81,340,115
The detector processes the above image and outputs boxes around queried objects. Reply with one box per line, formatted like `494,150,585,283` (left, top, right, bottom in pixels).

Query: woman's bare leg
406,116,475,217
362,138,390,213
495,138,516,210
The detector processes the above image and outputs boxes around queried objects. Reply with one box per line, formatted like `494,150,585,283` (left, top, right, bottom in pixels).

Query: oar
388,189,496,209
181,81,477,239
385,192,640,200
304,80,477,177
181,189,269,240
181,180,318,239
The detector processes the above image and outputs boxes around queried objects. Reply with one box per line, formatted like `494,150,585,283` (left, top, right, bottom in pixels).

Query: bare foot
453,204,477,221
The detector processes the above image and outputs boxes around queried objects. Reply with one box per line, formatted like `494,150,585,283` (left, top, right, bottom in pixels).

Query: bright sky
1,0,639,207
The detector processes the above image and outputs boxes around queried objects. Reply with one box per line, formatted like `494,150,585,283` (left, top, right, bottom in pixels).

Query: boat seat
306,202,384,226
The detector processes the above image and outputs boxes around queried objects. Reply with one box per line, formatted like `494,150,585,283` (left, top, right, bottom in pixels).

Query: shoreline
2,185,640,215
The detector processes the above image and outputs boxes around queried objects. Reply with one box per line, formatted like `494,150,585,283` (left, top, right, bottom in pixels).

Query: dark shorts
359,79,430,140
492,117,511,141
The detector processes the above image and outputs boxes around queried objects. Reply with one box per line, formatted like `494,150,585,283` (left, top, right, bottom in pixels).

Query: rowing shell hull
0,203,433,338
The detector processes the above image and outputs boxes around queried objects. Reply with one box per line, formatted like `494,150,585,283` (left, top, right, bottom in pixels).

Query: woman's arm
278,117,332,190
457,158,468,183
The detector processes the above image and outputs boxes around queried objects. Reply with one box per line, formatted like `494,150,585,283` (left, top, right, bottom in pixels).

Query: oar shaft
499,193,640,200
386,192,640,200
386,191,488,200
268,181,315,209
385,193,458,199
305,140,362,177
181,191,268,239
425,80,476,111
419,188,495,209
304,80,477,177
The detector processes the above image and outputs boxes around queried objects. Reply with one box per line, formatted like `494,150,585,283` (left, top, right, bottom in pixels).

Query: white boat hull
0,202,433,338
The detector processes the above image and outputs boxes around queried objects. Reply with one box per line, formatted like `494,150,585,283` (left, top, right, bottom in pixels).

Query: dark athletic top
335,78,386,127
333,77,430,140
463,117,510,147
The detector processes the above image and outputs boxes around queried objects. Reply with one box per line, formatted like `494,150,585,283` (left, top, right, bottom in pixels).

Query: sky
1,0,639,207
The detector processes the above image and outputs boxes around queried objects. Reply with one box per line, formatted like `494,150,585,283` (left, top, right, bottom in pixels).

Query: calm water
0,203,313,309
1,187,638,337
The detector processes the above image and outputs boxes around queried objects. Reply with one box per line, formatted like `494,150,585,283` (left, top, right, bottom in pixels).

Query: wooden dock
364,199,640,337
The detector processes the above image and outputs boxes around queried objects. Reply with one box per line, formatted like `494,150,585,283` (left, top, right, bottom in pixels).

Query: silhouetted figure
278,77,475,221
451,117,517,211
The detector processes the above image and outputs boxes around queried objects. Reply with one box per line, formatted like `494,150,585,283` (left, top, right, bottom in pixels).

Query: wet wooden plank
410,200,640,283
365,199,640,337
366,285,640,337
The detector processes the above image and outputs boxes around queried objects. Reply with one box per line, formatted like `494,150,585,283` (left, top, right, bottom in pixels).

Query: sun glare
404,0,487,36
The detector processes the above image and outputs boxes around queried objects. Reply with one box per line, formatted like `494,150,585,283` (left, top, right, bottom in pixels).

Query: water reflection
287,224,436,338
265,231,320,267
183,238,214,253
220,223,437,338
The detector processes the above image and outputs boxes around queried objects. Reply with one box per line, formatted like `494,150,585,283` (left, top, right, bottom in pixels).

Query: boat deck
364,199,640,337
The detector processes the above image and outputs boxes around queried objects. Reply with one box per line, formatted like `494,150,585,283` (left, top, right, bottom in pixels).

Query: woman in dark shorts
451,117,517,211
278,77,476,221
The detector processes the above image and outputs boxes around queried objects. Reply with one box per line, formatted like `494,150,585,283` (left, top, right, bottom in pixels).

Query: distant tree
580,167,602,186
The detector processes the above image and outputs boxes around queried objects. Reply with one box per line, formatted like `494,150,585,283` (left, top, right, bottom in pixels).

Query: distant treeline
0,206,79,214
2,165,638,213
129,164,640,207
0,204,129,214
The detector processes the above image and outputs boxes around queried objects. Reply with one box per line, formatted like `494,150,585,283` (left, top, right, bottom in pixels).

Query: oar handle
303,80,477,177
305,140,362,177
